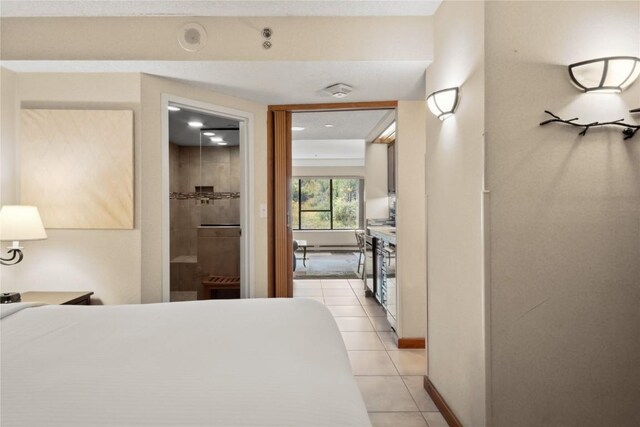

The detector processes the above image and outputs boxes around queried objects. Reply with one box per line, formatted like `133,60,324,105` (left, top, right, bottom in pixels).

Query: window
292,178,361,230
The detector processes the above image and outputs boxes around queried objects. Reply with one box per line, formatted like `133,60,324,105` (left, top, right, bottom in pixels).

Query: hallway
294,279,446,427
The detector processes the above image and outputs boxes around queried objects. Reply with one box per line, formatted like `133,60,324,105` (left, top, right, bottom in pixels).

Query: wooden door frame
267,100,398,298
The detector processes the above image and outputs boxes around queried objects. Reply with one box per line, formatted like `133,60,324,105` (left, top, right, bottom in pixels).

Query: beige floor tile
358,295,381,306
348,351,398,375
335,317,375,332
348,278,365,287
325,296,361,306
355,376,419,412
402,376,439,412
369,315,393,332
387,350,427,375
292,288,323,297
351,288,366,297
327,305,367,317
377,332,399,350
293,280,322,288
368,412,428,427
293,296,324,304
364,304,387,317
323,288,356,297
322,280,352,289
422,412,448,427
341,332,385,350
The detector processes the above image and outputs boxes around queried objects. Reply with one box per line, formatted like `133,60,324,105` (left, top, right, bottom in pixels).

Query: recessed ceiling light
217,142,228,146
188,121,204,128
168,105,181,112
324,124,334,128
210,137,223,142
203,132,215,136
292,126,305,131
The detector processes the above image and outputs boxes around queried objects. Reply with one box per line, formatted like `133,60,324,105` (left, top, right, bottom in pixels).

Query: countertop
367,226,396,244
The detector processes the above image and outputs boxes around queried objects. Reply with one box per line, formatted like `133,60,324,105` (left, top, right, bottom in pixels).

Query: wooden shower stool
200,275,240,300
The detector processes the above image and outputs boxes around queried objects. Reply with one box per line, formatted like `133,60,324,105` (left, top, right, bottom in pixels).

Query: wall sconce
568,56,640,93
0,205,47,266
427,87,460,120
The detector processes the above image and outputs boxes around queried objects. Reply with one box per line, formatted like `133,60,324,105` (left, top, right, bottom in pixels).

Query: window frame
293,177,361,231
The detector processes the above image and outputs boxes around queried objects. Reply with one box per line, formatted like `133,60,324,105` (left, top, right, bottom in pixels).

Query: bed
1,298,371,427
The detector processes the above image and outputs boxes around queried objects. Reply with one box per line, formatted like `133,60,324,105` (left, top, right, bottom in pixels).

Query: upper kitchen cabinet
369,117,397,195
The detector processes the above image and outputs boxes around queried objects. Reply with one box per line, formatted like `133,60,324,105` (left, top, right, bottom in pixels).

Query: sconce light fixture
0,205,47,266
427,87,459,120
568,56,640,93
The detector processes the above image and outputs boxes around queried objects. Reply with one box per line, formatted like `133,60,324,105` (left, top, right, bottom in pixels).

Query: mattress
1,298,371,427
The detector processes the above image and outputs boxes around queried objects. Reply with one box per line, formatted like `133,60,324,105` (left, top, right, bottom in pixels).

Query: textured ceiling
0,1,443,17
169,106,239,147
2,61,429,104
292,109,393,140
292,109,393,164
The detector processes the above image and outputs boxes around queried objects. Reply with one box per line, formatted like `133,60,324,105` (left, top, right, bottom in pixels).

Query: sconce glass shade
568,56,640,93
0,206,47,242
427,87,459,120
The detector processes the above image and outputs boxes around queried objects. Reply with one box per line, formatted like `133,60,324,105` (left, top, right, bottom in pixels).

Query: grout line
299,278,440,422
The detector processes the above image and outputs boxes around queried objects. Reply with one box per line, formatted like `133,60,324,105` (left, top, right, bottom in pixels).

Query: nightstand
20,291,93,305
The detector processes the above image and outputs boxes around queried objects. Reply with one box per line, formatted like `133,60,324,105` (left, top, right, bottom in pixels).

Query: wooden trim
398,337,425,349
267,111,275,297
267,101,398,299
272,110,293,298
423,376,463,427
268,101,397,112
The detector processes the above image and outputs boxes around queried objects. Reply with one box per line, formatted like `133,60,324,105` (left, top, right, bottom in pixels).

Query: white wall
364,141,389,219
396,101,427,339
1,17,433,62
292,231,357,248
292,166,364,177
485,2,640,426
0,73,143,304
425,1,487,426
0,68,18,206
140,74,268,302
293,139,364,168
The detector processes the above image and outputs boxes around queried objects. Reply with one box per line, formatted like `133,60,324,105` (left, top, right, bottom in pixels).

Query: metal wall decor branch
539,110,640,140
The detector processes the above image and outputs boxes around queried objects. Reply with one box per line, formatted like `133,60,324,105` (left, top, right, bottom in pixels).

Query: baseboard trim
397,337,425,349
423,376,463,427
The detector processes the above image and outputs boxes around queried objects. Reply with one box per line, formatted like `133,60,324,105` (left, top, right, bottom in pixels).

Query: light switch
259,203,267,218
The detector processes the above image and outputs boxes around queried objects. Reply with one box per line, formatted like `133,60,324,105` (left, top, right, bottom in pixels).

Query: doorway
267,101,398,298
162,95,254,302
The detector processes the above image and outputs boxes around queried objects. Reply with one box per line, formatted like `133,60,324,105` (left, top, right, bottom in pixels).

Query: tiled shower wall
169,143,240,261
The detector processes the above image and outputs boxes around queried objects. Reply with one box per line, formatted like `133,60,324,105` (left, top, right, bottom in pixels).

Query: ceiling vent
324,83,353,98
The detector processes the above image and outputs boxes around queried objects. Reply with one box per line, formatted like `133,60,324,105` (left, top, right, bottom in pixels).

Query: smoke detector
178,22,207,52
324,83,353,98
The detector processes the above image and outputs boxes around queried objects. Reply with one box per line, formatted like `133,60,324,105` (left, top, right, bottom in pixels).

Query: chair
354,230,366,274
293,240,299,271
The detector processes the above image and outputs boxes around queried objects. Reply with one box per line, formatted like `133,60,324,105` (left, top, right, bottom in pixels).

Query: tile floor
293,278,448,427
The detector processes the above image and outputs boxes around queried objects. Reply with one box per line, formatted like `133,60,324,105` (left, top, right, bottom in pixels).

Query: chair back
354,230,366,252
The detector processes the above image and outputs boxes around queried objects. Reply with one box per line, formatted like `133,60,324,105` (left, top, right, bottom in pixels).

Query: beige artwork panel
20,109,134,229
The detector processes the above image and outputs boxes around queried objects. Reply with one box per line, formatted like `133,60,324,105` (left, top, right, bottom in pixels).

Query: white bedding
1,299,370,427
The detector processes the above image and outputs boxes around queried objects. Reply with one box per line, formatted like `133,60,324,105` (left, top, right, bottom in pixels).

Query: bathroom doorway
162,96,254,302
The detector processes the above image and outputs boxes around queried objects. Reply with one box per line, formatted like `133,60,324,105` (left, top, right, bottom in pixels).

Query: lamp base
0,292,21,304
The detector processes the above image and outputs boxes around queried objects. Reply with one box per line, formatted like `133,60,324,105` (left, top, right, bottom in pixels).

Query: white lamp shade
569,56,640,93
0,205,47,241
427,87,460,120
